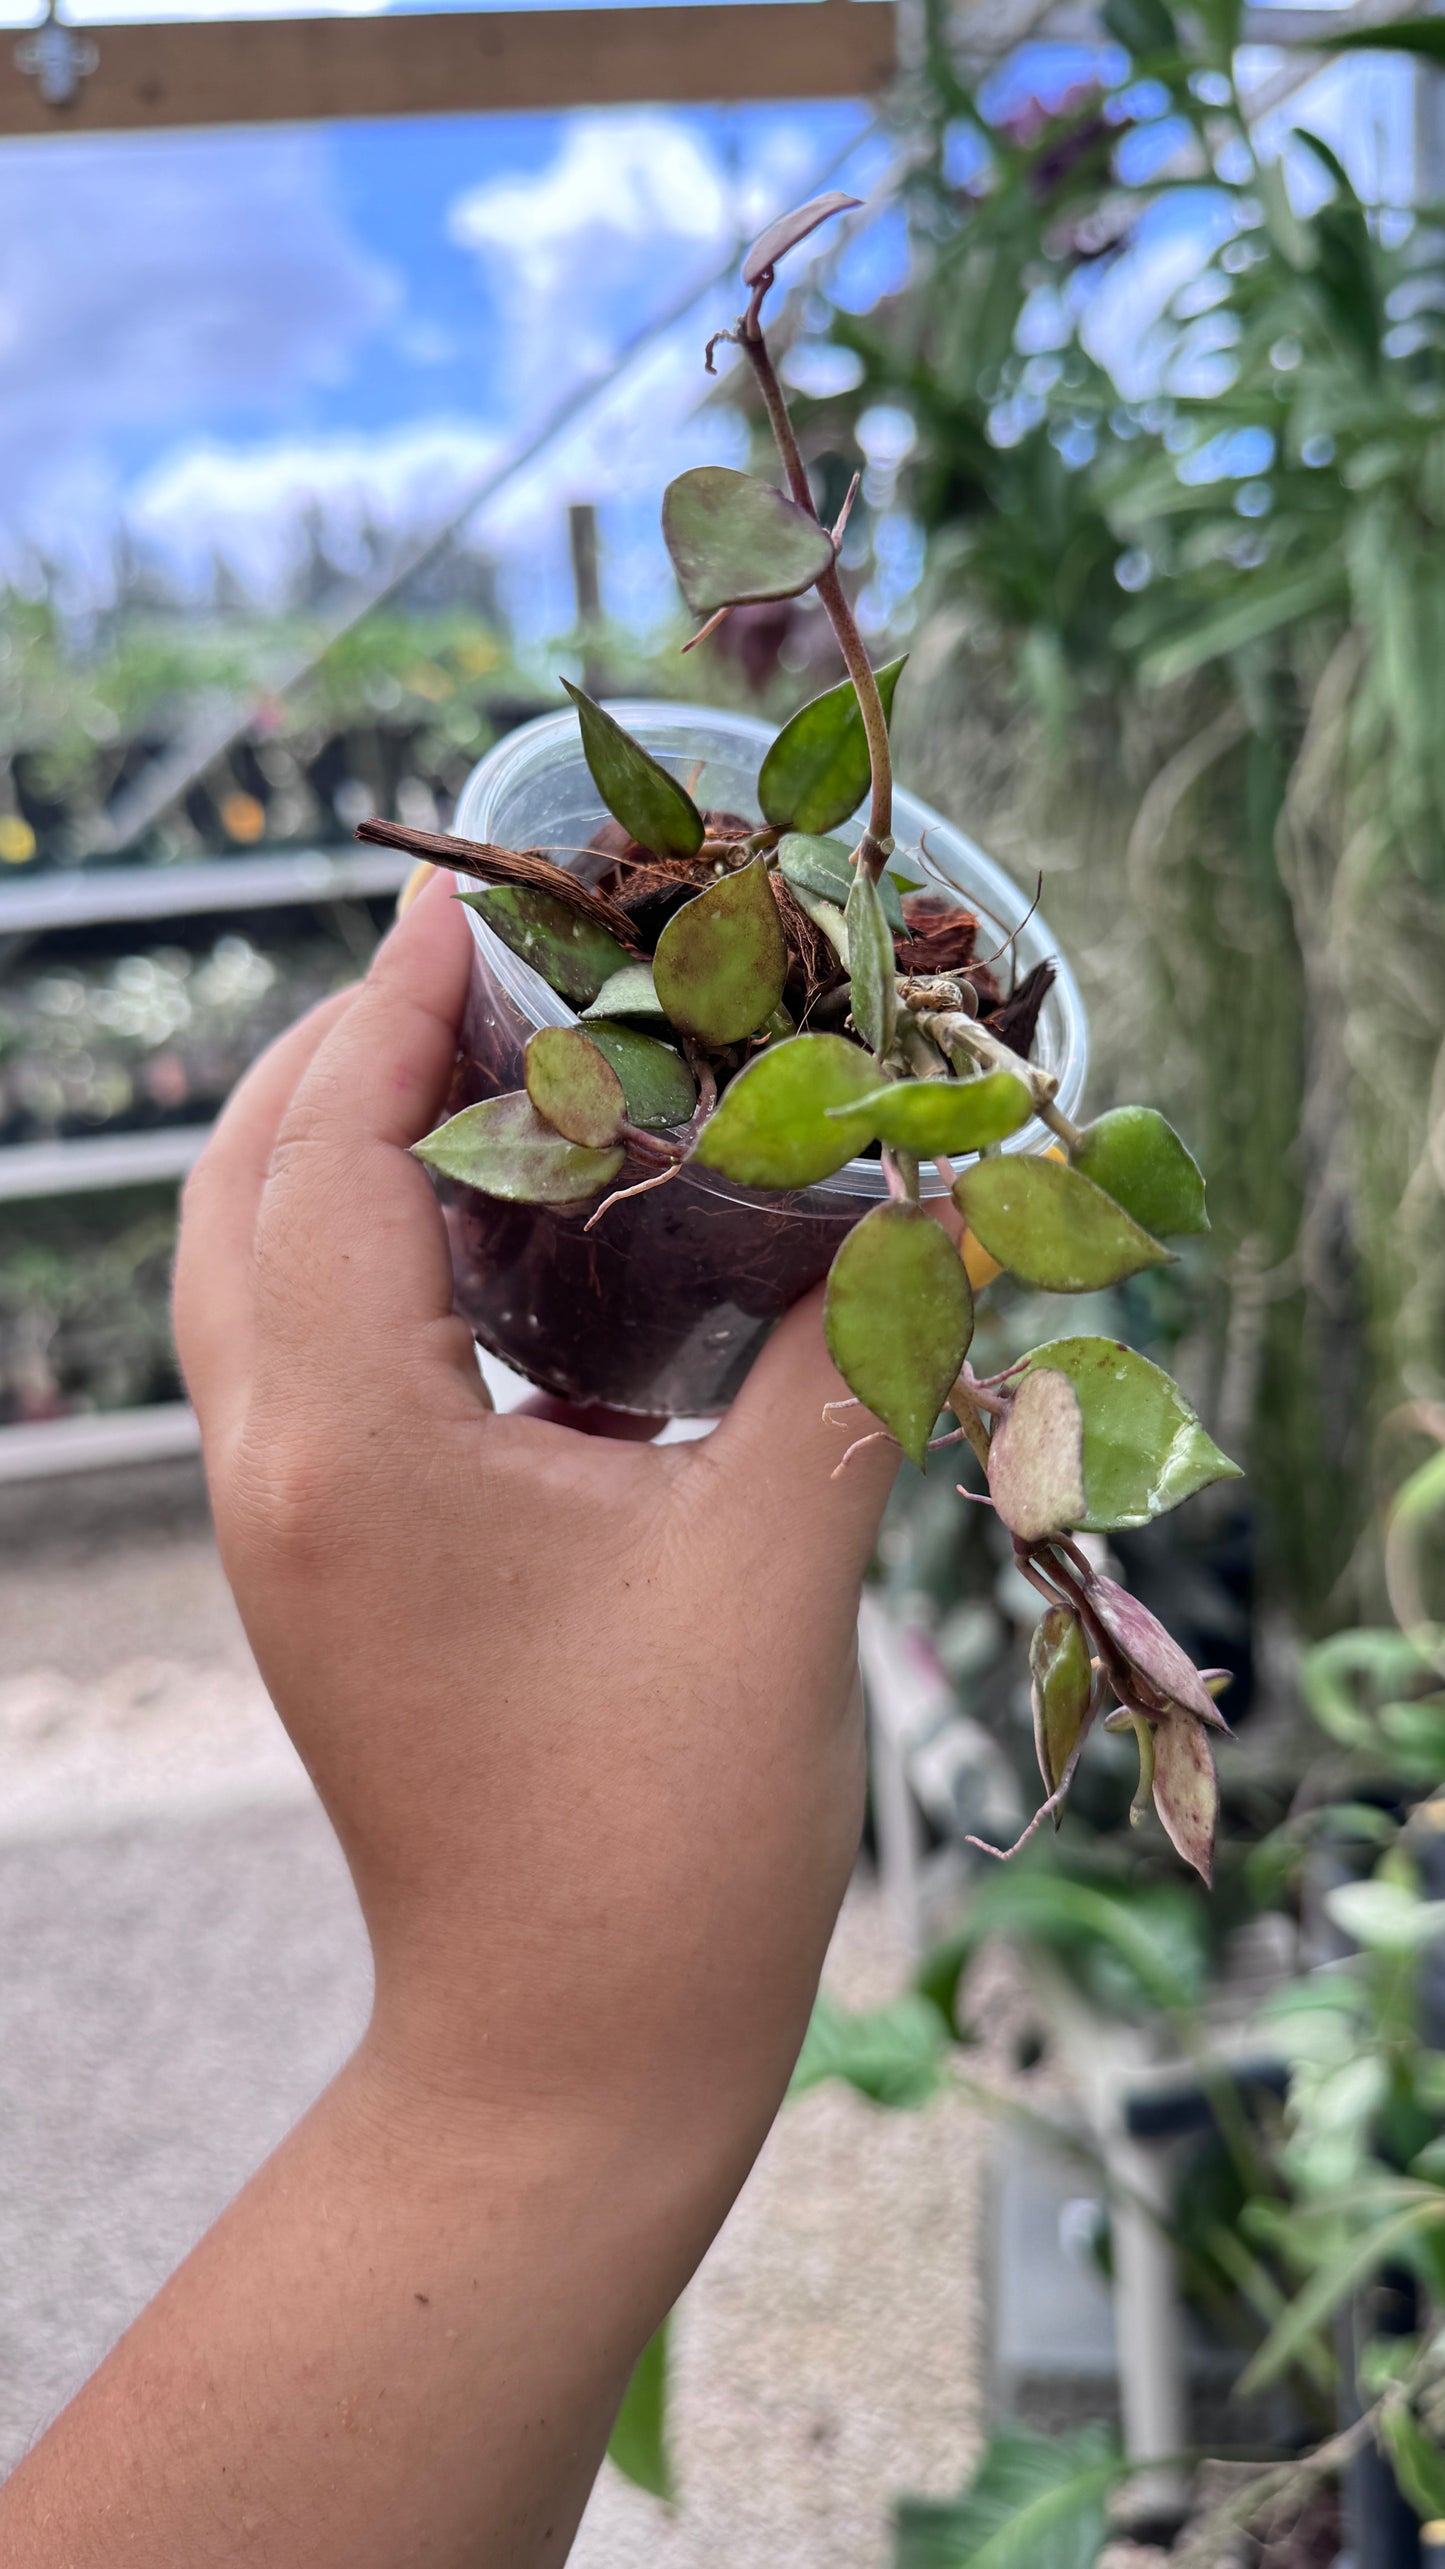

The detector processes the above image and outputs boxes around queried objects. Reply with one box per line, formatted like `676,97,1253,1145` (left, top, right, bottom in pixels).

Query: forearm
0,2041,720,2569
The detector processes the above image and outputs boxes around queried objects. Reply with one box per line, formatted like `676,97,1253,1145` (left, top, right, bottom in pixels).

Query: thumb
703,1284,900,1579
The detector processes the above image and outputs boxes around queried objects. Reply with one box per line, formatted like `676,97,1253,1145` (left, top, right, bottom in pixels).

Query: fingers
702,1285,900,1578
248,870,475,1396
174,988,356,1437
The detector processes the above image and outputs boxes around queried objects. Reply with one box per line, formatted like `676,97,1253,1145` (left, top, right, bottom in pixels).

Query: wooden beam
0,1,897,136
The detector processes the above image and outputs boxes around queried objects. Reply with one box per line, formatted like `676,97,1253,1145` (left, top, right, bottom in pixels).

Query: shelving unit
0,839,412,1482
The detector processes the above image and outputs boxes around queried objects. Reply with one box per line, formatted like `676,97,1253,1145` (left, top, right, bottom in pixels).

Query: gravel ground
0,1470,994,2562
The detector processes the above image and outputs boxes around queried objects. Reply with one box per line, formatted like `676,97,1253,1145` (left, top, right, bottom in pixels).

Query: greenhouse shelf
0,1401,199,1484
0,843,411,939
0,1126,212,1205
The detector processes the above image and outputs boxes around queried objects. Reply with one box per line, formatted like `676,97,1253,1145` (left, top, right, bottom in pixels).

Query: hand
0,870,898,2569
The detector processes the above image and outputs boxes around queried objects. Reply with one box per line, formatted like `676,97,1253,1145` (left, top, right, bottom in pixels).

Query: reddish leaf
743,191,861,285
1086,1575,1230,1731
988,1370,1086,1540
1150,1716,1219,1885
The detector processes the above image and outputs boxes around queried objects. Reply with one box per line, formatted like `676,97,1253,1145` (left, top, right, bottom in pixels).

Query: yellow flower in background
220,792,266,845
0,815,36,865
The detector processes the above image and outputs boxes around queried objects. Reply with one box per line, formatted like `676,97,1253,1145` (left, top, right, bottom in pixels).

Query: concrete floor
0,1464,994,2564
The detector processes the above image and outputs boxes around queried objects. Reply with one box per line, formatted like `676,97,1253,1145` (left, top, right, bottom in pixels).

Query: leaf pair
954,1105,1207,1295
986,1339,1240,1539
414,1023,695,1207
693,1034,1033,1192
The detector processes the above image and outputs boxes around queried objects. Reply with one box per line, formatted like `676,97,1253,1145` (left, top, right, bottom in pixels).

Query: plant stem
739,313,894,881
905,995,1085,1149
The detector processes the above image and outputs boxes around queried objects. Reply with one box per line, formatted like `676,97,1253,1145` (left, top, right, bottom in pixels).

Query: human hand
174,867,899,2183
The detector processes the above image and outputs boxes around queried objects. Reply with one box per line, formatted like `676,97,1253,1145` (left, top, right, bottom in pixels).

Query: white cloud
130,418,507,597
0,126,395,576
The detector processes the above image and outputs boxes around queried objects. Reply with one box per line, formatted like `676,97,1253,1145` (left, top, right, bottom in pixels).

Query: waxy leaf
1073,1106,1209,1238
1086,1575,1228,1730
414,1091,623,1205
461,883,630,1008
988,1368,1086,1540
653,859,787,1045
560,679,704,861
582,963,669,1025
845,867,896,1058
743,190,860,285
524,1027,625,1150
1019,1337,1241,1530
1150,1715,1218,1885
777,830,904,931
954,1156,1172,1292
581,1020,695,1131
1030,1605,1094,1799
836,1069,1031,1157
760,659,907,836
662,467,835,615
691,1031,880,1187
824,1202,973,1469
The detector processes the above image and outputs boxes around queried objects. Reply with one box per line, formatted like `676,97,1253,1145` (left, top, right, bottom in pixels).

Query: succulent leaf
691,1032,881,1187
823,1202,973,1469
581,1021,695,1131
652,859,788,1046
524,1027,626,1150
662,467,835,615
460,884,631,1008
1149,1715,1218,1885
954,1156,1172,1292
582,964,670,1025
1018,1336,1241,1529
413,1092,623,1206
836,1069,1031,1156
760,659,907,836
560,680,704,860
776,830,905,931
1030,1606,1095,1799
1086,1575,1229,1730
844,868,897,1058
987,1368,1087,1540
742,190,860,285
1073,1106,1209,1238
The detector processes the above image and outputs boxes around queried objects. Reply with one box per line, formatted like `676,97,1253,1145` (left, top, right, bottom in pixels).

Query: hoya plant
360,195,1241,1882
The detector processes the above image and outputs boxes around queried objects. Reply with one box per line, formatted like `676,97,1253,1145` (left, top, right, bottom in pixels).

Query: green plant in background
378,193,1247,1875
799,0,1445,1621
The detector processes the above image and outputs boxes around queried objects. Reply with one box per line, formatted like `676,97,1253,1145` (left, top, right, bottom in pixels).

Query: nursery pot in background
444,701,1088,1417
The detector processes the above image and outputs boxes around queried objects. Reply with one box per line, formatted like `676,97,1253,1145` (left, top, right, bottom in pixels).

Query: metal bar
0,1124,212,1204
0,1,897,137
0,845,409,938
0,1401,199,1483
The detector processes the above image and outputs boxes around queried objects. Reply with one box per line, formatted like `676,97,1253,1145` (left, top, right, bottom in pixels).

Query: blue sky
0,31,1409,636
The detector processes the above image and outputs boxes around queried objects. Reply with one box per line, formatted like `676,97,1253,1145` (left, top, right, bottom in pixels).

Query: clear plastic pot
443,701,1088,1417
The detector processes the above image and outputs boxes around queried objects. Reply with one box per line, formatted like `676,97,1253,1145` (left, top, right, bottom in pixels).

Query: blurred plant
800,2,1445,1619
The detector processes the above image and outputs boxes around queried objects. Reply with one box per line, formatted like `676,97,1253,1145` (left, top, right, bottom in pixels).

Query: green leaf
760,657,908,835
524,1027,625,1149
691,1032,881,1187
824,1202,973,1469
1017,1338,1241,1531
894,2425,1120,2569
776,829,905,930
461,883,631,1008
954,1159,1172,1293
1382,2406,1445,2523
582,964,669,1025
1240,2201,1445,2396
1072,1107,1208,1238
662,466,835,615
1101,0,1176,53
1030,1606,1094,1799
839,1071,1031,1158
790,1991,946,2110
560,679,704,860
1316,12,1445,52
581,1021,695,1132
413,1091,623,1206
652,860,787,1046
1325,1879,1445,1957
845,868,897,1057
988,1369,1086,1542
1150,1715,1218,1885
607,2317,674,2503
